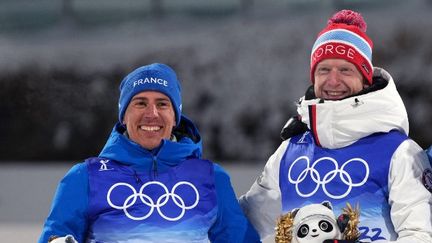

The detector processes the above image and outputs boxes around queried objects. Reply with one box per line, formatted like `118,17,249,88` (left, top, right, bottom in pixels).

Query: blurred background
1,0,432,242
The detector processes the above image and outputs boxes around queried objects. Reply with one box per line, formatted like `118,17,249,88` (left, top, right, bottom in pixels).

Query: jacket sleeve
386,139,432,243
239,141,289,239
208,163,261,243
38,163,89,243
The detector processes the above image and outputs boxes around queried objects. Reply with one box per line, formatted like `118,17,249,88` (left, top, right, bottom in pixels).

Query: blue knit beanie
118,63,182,126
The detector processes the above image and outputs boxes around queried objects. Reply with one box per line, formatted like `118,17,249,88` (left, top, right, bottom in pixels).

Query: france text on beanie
118,63,182,126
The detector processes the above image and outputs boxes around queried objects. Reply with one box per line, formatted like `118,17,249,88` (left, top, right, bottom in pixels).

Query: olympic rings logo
107,181,199,221
287,156,369,199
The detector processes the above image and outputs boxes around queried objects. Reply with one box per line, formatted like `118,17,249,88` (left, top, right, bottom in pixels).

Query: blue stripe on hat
312,29,372,61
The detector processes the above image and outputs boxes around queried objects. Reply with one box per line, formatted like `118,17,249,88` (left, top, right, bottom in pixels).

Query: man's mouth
325,91,345,96
140,125,161,131
324,90,347,99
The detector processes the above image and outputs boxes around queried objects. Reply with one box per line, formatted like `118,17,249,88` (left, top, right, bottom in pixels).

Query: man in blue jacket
39,63,260,243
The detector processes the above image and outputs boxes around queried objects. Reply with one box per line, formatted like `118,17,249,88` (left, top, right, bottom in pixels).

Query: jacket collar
297,67,409,149
98,115,202,170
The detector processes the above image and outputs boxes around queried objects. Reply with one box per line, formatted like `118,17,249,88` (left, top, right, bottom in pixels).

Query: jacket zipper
151,155,158,179
134,170,143,184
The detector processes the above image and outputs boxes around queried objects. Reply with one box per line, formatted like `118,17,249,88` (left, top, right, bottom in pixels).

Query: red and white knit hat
310,10,374,84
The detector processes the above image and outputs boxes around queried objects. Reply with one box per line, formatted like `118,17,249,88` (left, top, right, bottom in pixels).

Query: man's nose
326,70,340,85
144,104,158,117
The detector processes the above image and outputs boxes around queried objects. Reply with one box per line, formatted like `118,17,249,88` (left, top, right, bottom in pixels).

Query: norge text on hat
310,10,374,84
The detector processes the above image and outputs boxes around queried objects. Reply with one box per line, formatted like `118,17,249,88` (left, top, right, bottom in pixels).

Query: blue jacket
39,115,260,243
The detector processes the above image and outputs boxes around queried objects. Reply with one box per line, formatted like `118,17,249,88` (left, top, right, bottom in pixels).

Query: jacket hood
297,67,409,149
99,115,202,172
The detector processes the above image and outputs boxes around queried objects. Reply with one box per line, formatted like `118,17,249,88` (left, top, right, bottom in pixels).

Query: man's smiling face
123,91,175,150
314,58,367,100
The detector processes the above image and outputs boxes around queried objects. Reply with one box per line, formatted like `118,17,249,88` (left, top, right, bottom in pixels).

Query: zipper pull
134,171,143,184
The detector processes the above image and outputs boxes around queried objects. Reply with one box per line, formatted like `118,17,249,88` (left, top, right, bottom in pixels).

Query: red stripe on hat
310,42,373,84
309,105,321,146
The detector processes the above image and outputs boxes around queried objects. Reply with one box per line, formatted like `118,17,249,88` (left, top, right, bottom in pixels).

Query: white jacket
239,68,432,243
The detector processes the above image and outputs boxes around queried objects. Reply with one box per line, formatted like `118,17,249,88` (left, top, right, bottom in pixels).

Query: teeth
140,126,161,131
327,91,344,96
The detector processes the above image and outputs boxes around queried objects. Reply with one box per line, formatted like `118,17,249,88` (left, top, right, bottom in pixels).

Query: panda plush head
291,201,342,243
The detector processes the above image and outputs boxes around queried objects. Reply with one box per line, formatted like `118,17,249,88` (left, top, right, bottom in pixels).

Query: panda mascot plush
48,235,78,243
275,201,361,243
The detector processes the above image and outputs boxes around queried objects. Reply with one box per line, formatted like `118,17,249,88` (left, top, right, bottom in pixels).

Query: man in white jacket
239,9,432,243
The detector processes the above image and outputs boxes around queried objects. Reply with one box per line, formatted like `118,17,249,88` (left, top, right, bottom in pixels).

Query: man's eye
340,67,353,73
135,101,147,107
317,68,329,74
